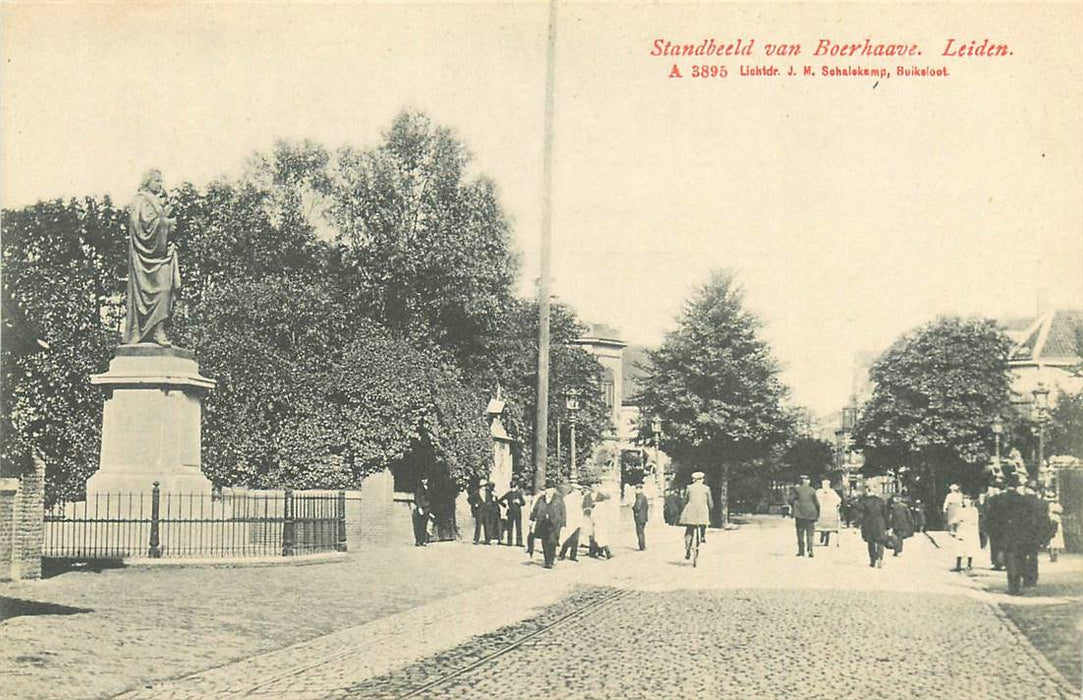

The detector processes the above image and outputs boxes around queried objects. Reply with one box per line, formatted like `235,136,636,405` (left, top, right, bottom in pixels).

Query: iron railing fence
44,484,347,559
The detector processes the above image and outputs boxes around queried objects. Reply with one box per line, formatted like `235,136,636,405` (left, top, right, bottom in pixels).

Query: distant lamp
1033,383,1051,476
566,389,581,483
1033,383,1050,412
650,416,664,493
565,388,580,414
991,414,1004,468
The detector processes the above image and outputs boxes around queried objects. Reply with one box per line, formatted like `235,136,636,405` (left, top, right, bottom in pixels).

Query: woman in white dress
1047,501,1064,562
951,496,980,571
591,490,616,559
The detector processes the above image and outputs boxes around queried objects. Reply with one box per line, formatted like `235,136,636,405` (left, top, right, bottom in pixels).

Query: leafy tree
329,112,519,375
482,299,612,487
169,169,493,490
778,436,836,483
852,316,1013,508
636,271,793,524
1,197,127,500
1047,390,1083,461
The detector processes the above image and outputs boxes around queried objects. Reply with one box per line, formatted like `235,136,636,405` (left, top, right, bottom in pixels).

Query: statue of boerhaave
126,169,181,346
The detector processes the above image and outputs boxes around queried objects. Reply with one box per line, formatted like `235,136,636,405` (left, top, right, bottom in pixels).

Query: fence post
148,482,162,559
336,490,348,552
282,488,294,557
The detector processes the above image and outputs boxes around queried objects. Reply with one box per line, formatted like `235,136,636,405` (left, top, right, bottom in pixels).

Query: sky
3,3,1081,418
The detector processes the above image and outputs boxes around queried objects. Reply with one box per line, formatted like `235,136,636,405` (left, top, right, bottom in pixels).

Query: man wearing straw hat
679,471,713,560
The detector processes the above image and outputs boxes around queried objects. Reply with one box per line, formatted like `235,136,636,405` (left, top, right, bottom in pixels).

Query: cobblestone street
4,515,1069,699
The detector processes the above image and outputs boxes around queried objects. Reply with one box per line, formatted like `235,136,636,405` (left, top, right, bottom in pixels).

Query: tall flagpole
533,0,558,495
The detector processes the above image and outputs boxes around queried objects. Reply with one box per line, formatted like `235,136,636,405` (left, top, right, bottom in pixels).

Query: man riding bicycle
680,471,713,560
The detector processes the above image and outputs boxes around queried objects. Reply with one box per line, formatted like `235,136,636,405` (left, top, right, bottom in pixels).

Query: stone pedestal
86,345,216,495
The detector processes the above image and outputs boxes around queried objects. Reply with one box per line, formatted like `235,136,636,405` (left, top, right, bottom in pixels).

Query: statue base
86,344,216,496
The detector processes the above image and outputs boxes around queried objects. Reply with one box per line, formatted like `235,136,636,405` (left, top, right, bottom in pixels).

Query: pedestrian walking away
888,495,914,556
942,483,963,534
1046,500,1064,563
790,475,820,557
857,486,888,568
679,472,713,561
815,479,841,546
984,478,1057,595
949,495,979,571
632,483,650,551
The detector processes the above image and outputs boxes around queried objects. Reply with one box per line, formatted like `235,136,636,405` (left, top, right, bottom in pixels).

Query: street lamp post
566,389,580,484
991,415,1003,477
651,417,663,497
1033,383,1050,479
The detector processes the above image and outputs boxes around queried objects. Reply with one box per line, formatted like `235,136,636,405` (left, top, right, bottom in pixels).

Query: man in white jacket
559,484,583,562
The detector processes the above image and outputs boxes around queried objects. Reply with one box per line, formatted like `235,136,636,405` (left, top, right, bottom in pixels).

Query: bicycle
684,525,702,567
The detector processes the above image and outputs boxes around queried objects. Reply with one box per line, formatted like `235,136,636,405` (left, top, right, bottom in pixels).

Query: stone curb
986,594,1078,697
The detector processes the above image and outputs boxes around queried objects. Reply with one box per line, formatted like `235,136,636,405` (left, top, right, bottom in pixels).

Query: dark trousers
1023,549,1039,586
795,518,815,554
560,528,580,560
867,540,884,565
505,510,523,546
474,511,496,543
635,520,647,551
684,525,705,553
412,510,429,546
540,527,560,568
1005,549,1026,593
893,536,904,555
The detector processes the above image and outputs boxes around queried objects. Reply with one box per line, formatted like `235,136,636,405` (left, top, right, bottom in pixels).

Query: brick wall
354,469,415,548
0,456,45,580
0,481,15,579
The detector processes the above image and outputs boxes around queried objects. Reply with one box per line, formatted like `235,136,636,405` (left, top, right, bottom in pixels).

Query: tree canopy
852,316,1013,498
1,110,609,499
635,271,792,520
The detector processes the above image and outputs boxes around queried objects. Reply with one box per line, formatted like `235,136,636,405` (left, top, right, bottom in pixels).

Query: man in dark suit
987,480,1057,594
529,481,566,568
789,475,820,558
499,479,527,547
412,477,432,547
632,483,650,551
468,477,491,544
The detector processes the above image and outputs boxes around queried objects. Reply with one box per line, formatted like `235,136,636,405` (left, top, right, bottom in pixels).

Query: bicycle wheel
692,528,700,568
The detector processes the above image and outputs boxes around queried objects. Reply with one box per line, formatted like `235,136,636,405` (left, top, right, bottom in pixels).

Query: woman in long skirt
951,496,981,571
1047,501,1065,562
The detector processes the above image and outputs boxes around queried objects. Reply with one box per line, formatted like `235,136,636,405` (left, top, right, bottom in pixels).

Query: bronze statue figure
126,169,181,345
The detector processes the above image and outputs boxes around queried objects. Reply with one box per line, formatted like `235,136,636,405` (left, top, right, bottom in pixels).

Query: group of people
947,477,1064,595
786,475,922,567
524,480,651,568
415,475,655,569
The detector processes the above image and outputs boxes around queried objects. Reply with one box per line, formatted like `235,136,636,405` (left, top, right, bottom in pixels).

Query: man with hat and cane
679,472,713,560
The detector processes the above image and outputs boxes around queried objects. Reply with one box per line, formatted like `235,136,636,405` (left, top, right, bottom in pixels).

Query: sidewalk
1,538,584,700
923,529,1083,690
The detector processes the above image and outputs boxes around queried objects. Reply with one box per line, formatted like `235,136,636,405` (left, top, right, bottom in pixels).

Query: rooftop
1009,310,1083,363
